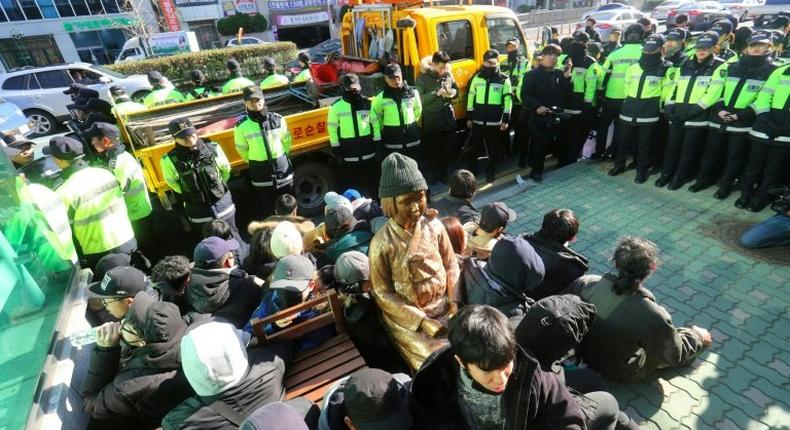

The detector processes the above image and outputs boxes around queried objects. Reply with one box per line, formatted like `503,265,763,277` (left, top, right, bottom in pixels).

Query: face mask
507,51,518,61
569,43,586,61
639,52,662,69
247,108,268,122
481,66,498,76
665,45,682,57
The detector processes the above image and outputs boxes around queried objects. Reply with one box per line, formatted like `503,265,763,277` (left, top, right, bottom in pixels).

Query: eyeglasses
100,297,122,306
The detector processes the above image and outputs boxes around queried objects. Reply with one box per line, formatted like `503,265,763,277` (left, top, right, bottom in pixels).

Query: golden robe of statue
369,216,460,371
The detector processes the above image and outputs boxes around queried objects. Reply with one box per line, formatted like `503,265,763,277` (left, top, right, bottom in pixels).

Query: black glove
331,147,344,165
736,107,756,123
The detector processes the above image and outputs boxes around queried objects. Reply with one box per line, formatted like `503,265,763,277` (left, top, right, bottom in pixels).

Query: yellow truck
120,0,529,215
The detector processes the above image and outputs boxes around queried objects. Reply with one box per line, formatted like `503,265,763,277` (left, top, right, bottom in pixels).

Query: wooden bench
249,289,367,404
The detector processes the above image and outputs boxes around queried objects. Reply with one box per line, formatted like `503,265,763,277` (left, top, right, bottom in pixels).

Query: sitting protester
567,236,713,382
431,169,480,225
243,227,278,281
343,188,384,223
461,236,545,319
203,219,249,265
80,293,193,430
465,202,517,260
270,221,305,259
323,205,373,263
320,368,415,430
411,305,587,429
441,216,469,261
151,255,192,316
244,255,333,351
242,400,317,430
522,209,590,299
86,266,156,322
84,253,136,326
247,194,316,237
187,236,262,329
162,321,289,429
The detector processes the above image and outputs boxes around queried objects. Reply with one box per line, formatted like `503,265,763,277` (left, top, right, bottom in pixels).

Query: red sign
158,0,181,31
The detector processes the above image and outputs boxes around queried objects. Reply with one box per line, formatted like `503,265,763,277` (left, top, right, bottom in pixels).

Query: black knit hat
379,152,427,198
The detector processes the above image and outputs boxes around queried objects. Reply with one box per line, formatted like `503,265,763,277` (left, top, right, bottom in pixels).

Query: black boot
635,173,648,184
734,195,750,209
529,171,543,183
608,165,626,176
714,184,732,200
748,197,771,212
689,181,712,193
655,175,671,187
668,177,689,191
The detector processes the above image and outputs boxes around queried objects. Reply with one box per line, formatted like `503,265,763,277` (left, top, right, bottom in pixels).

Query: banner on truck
150,33,191,56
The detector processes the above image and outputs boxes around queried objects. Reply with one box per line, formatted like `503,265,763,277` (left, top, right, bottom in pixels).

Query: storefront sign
274,11,330,27
63,17,134,32
174,0,217,5
268,0,327,10
159,0,181,31
234,0,257,14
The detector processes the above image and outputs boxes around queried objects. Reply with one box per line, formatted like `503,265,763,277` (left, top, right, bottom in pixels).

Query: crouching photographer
740,187,790,249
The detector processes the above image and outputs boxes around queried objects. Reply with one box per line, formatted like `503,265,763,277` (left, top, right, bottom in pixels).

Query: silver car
651,0,694,21
718,0,763,22
0,63,152,137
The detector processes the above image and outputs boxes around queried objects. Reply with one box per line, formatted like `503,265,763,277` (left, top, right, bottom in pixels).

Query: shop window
36,0,59,18
0,36,64,69
18,0,41,19
2,75,27,90
35,70,71,89
486,17,525,54
54,0,74,16
100,0,117,13
1,0,27,21
437,20,473,62
85,0,102,14
70,0,89,15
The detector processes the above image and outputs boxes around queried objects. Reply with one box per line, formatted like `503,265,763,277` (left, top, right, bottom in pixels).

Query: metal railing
517,6,596,27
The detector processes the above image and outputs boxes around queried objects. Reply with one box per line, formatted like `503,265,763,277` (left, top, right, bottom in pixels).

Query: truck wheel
25,109,58,138
294,161,337,217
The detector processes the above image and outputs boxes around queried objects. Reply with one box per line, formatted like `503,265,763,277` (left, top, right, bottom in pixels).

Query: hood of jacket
485,237,546,296
419,55,453,74
461,257,531,317
123,301,186,370
187,268,232,314
514,295,596,369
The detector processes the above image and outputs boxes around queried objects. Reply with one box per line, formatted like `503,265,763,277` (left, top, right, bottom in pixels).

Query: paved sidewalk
486,161,790,430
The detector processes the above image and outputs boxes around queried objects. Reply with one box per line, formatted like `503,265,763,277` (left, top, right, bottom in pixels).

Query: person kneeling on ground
465,202,517,260
322,205,373,264
431,169,480,225
151,255,192,316
411,305,587,429
739,193,790,248
566,236,712,382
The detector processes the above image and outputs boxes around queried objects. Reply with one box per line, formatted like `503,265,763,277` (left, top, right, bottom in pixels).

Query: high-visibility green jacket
185,86,217,101
467,72,512,125
591,62,606,107
234,113,294,187
502,54,529,105
112,98,146,118
602,43,643,101
567,55,599,113
372,87,422,151
55,162,134,255
294,69,312,83
750,64,790,143
328,97,381,162
619,59,675,124
709,55,776,133
222,76,255,94
143,87,185,109
665,55,726,128
259,74,290,89
100,145,152,221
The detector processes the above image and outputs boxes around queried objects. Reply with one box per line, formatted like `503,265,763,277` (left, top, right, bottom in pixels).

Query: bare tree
119,0,163,44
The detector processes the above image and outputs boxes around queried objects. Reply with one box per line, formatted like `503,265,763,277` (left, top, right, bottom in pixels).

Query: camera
770,186,790,215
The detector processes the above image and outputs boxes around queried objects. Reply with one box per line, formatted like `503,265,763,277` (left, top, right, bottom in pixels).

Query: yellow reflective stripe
73,200,127,226
73,179,119,208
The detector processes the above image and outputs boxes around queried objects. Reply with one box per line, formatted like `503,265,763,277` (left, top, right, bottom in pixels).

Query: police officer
466,50,512,183
234,85,294,209
520,44,572,183
293,52,313,83
71,95,116,132
654,28,690,168
584,17,602,44
601,25,622,62
328,74,381,197
690,31,776,197
502,38,528,160
161,118,239,243
185,69,216,101
222,59,255,94
594,24,644,160
143,71,185,109
658,32,726,190
82,122,153,253
372,63,423,161
44,136,136,270
609,34,675,183
562,31,599,166
259,57,290,89
738,47,790,211
109,85,146,118
710,20,738,63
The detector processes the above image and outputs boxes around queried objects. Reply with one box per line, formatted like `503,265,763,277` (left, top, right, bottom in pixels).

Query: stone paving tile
490,162,790,429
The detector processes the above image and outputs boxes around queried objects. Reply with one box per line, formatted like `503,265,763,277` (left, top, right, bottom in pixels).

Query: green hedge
217,13,268,36
106,42,299,86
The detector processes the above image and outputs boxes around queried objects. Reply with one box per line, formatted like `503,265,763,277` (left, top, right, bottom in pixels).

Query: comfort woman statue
369,153,461,371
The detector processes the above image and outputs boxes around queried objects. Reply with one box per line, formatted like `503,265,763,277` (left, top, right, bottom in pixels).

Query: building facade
0,0,158,72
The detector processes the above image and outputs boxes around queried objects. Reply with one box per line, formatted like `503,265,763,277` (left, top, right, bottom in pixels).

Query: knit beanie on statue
378,153,428,198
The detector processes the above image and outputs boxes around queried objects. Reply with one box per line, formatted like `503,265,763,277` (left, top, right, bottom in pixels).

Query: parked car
0,98,31,138
578,10,658,41
285,38,342,74
582,3,635,20
0,63,152,137
667,1,735,30
651,0,694,21
748,0,789,27
718,0,763,21
226,36,267,46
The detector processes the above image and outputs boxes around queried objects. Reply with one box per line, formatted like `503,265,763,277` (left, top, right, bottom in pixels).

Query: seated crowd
78,154,712,429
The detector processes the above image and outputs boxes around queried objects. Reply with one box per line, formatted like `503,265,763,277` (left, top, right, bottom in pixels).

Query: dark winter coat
567,274,706,382
431,195,479,225
520,66,572,132
410,345,587,430
415,67,458,133
79,301,194,429
161,347,288,430
460,257,533,318
186,268,262,329
522,232,590,300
